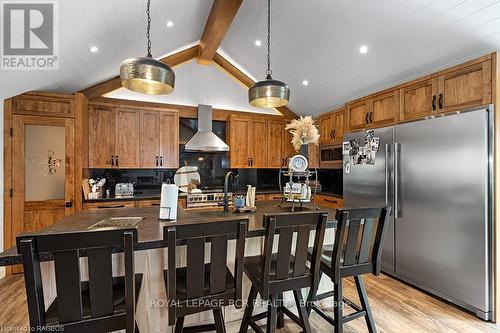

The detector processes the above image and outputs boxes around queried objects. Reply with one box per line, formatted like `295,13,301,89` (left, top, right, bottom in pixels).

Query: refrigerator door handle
394,142,401,218
385,144,390,206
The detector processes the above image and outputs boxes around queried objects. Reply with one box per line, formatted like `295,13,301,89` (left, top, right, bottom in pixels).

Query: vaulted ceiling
1,0,500,117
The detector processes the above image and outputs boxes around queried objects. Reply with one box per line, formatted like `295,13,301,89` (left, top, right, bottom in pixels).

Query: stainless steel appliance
186,191,232,209
115,183,134,197
343,106,493,320
319,144,343,169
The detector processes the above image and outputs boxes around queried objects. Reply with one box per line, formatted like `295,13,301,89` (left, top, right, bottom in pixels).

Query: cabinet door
267,120,285,168
88,105,114,168
438,60,492,113
333,110,345,143
372,91,398,128
400,78,437,122
160,112,179,168
347,99,371,131
282,122,296,161
249,119,268,168
114,108,140,168
319,115,334,144
229,117,250,168
140,110,161,168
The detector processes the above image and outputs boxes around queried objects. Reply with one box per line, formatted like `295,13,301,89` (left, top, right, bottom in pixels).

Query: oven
319,144,343,169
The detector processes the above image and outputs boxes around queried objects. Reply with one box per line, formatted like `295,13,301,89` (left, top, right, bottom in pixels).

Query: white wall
0,100,4,279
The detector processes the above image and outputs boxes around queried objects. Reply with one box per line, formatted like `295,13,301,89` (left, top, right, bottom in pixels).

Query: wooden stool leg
174,316,184,333
334,279,343,333
239,286,258,333
355,276,377,333
293,289,312,333
213,308,226,333
277,292,285,328
267,295,277,333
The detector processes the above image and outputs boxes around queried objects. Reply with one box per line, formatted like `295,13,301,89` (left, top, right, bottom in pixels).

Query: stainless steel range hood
184,104,230,152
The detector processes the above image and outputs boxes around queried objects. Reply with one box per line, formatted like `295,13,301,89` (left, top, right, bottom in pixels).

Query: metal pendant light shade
120,56,175,95
249,75,290,108
249,0,289,108
120,0,175,95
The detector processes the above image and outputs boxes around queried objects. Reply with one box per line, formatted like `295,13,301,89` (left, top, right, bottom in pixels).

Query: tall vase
300,144,309,158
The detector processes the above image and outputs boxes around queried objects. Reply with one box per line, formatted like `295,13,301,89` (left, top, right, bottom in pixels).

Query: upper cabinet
347,92,398,132
399,78,438,122
347,99,372,132
89,105,178,169
437,60,492,113
319,108,345,144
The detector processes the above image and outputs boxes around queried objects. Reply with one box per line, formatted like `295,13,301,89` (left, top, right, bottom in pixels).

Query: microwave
319,144,343,169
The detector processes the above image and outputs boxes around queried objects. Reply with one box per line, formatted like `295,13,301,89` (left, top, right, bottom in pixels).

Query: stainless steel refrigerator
343,106,493,320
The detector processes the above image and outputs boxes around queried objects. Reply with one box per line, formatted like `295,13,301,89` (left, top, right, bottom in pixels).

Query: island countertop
0,201,337,266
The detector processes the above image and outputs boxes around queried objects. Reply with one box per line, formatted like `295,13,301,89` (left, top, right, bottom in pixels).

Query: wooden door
229,117,250,168
438,60,492,113
114,108,140,168
372,91,399,128
139,110,161,168
399,78,438,122
267,120,285,168
347,99,371,131
333,110,345,143
160,111,179,168
12,115,75,272
249,119,268,168
88,105,114,168
319,115,334,144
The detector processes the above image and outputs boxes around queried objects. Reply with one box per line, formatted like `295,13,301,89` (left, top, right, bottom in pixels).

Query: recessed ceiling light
255,40,262,47
89,46,99,53
359,45,369,54
302,80,309,86
166,20,174,28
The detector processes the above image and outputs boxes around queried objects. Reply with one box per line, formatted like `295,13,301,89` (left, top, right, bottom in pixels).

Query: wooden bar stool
164,219,248,333
306,206,391,333
239,212,328,333
17,228,143,332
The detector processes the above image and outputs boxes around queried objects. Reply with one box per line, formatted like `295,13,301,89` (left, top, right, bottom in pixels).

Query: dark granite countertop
1,200,337,266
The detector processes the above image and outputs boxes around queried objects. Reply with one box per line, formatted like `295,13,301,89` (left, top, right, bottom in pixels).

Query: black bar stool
239,212,328,333
164,219,248,333
17,228,143,332
306,206,391,333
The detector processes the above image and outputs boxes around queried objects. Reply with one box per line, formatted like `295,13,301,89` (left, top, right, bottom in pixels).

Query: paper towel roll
159,183,178,220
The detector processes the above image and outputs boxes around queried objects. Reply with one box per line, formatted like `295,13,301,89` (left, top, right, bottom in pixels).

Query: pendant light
120,0,175,95
248,0,290,108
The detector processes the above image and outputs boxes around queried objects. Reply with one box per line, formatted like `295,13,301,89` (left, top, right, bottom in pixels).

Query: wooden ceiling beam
212,52,298,119
198,0,243,65
80,45,200,100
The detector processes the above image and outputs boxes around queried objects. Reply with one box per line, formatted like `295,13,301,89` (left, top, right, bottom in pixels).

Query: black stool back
17,228,139,332
164,219,248,333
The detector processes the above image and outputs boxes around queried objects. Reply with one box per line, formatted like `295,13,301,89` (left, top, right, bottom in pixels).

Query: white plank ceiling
1,0,500,117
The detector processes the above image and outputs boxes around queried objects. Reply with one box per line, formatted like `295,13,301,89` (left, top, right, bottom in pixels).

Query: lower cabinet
83,201,136,210
314,194,343,209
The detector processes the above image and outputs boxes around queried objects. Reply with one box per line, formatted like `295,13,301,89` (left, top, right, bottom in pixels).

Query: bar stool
164,219,248,333
306,206,391,333
239,212,328,333
17,228,143,332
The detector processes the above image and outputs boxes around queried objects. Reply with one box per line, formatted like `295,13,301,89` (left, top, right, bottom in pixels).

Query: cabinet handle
370,112,373,124
116,156,119,167
333,129,336,139
156,156,159,167
160,156,163,166
365,113,369,125
97,205,125,209
329,130,334,139
432,95,436,110
438,93,443,109
111,155,115,167
324,198,338,204
247,158,251,166
250,158,253,167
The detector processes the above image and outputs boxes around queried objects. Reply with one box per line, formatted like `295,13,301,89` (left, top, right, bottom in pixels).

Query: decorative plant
285,116,320,151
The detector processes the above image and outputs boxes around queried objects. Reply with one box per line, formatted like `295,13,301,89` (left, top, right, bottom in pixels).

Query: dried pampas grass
285,116,320,151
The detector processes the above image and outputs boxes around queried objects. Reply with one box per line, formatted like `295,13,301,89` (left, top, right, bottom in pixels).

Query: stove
186,191,232,209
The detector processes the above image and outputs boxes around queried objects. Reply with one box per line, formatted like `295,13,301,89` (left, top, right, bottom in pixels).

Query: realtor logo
1,1,59,70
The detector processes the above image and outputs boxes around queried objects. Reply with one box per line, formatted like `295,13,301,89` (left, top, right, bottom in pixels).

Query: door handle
369,112,373,124
116,156,119,167
97,205,125,209
156,156,159,167
438,93,443,109
432,95,436,111
365,113,369,125
333,129,336,140
111,155,115,167
160,156,163,166
247,158,251,166
250,158,253,167
65,201,73,208
384,144,390,206
394,143,401,218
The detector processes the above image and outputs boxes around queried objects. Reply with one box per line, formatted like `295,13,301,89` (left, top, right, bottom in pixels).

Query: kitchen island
0,201,338,333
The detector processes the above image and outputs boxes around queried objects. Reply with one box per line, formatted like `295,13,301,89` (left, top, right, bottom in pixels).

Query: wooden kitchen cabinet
139,110,161,168
88,105,115,168
437,60,492,113
114,107,140,168
319,108,345,144
347,99,372,131
136,199,160,207
399,78,438,122
333,109,346,143
83,201,136,210
159,111,179,168
372,90,399,127
267,120,286,168
229,116,251,168
315,194,343,209
249,119,268,168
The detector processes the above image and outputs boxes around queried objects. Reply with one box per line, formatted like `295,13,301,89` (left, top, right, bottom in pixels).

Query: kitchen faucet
223,171,235,212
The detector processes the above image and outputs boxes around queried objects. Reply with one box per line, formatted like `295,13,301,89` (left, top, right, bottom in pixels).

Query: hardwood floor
0,273,499,332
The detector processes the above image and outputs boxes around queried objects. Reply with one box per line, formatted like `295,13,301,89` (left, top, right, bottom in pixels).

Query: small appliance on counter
159,183,178,220
186,191,232,209
115,183,134,198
